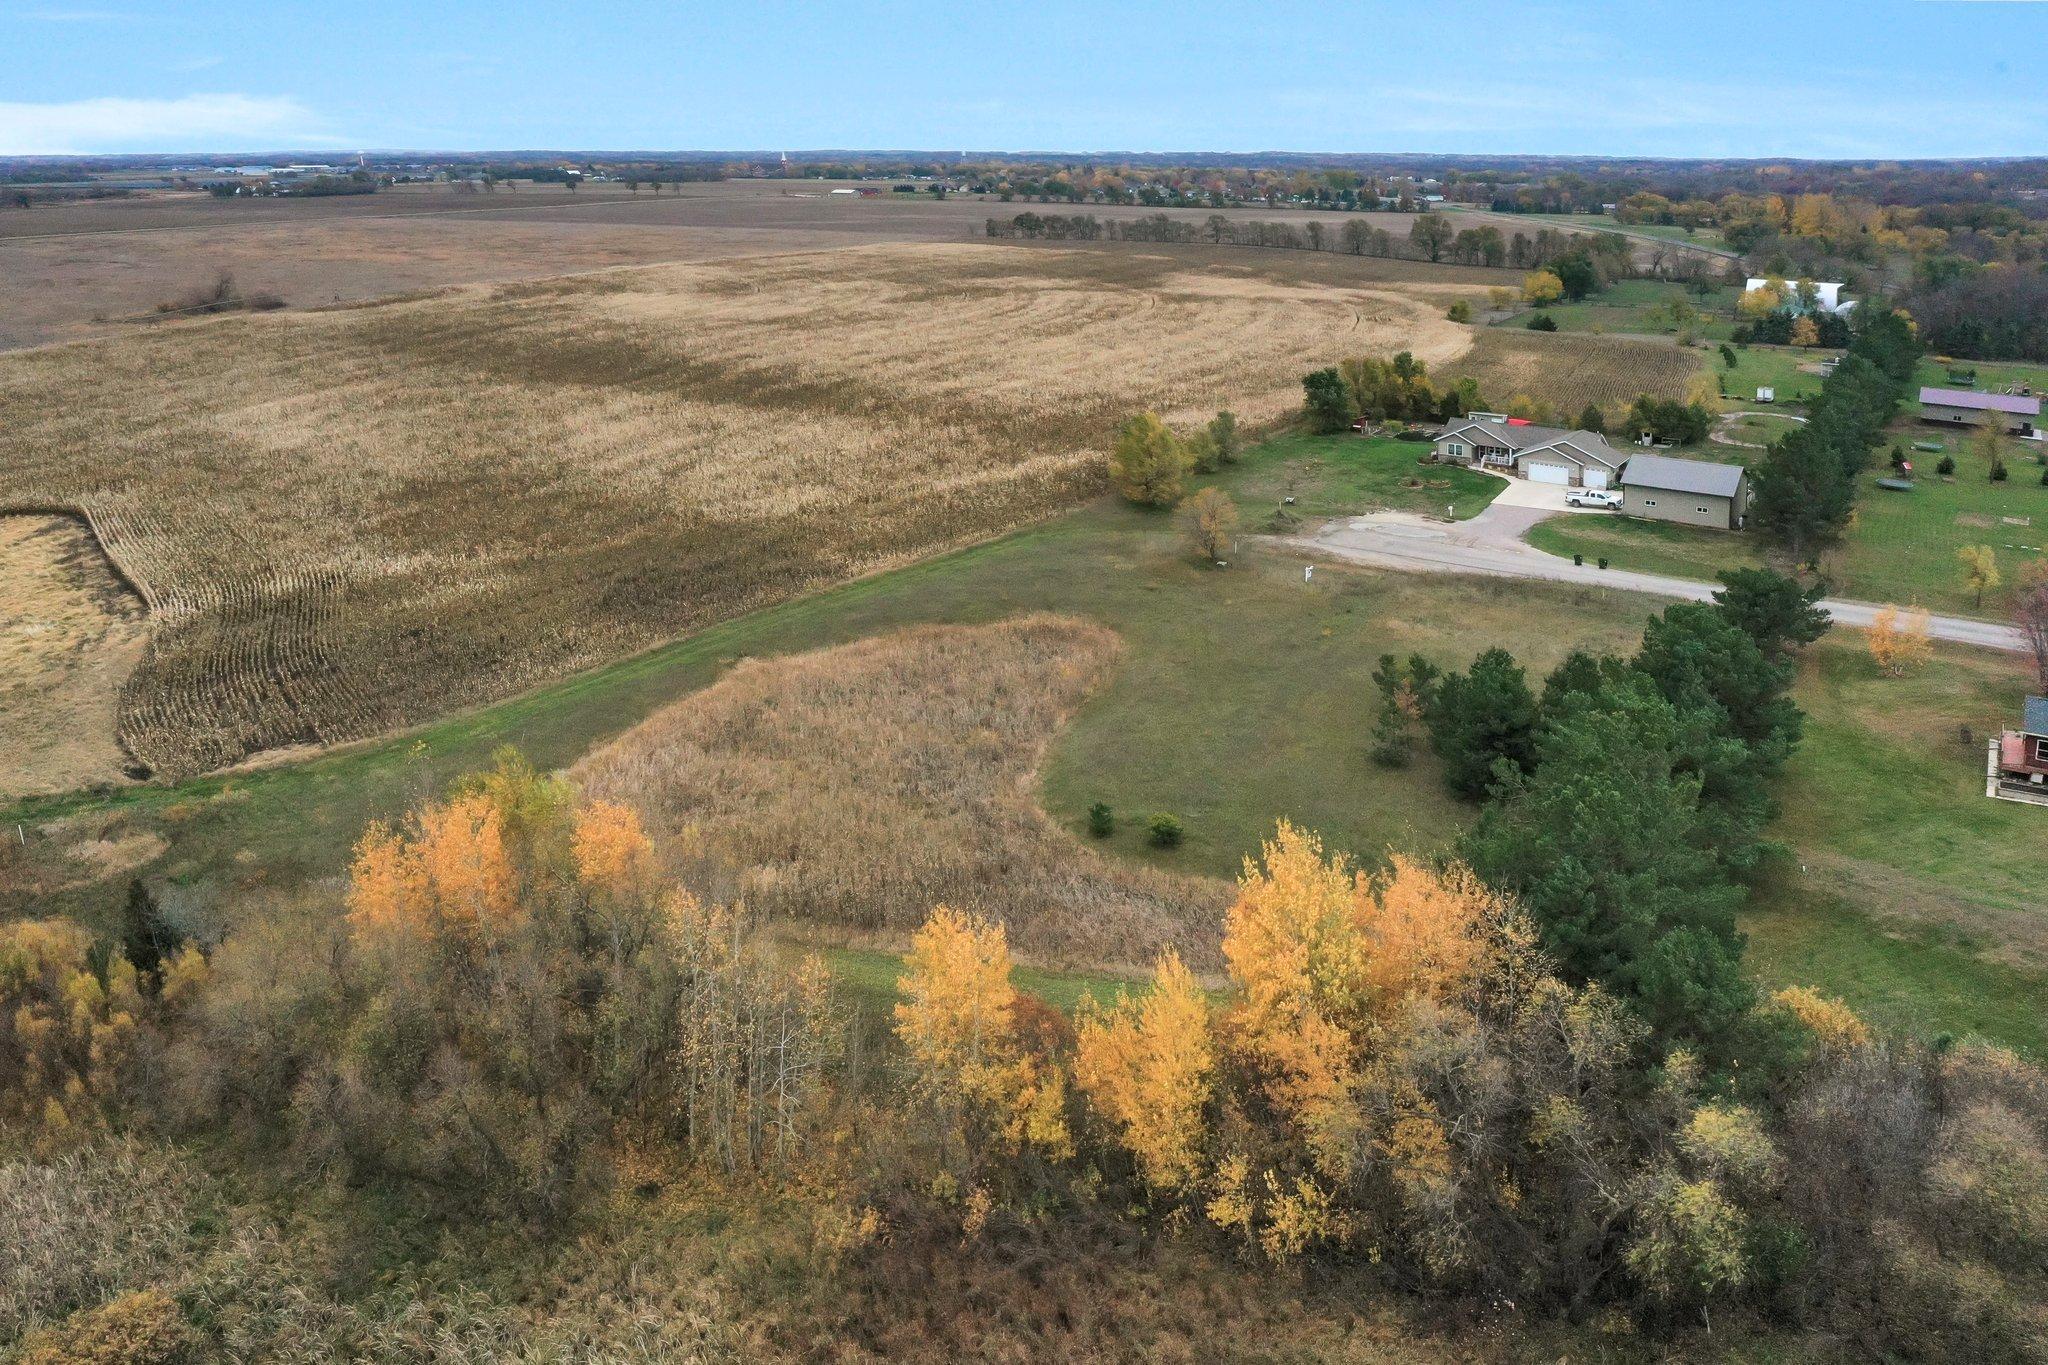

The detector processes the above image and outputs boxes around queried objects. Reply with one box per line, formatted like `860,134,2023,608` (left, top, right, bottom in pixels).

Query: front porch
1985,734,2048,806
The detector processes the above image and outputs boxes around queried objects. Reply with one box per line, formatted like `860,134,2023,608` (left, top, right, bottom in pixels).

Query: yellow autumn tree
1520,270,1562,304
1221,823,1505,1178
1957,545,2001,609
1738,277,1786,320
1074,951,1214,1192
896,905,1071,1158
1867,604,1931,677
1789,316,1820,348
1223,823,1368,1176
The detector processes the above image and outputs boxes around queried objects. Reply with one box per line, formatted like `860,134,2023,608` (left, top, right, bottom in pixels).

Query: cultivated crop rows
0,243,1472,778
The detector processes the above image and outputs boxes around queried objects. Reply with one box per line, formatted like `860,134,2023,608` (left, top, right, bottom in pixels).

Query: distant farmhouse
1433,414,1625,488
1433,415,1749,530
1919,386,2041,438
1615,452,1750,531
1744,277,1855,316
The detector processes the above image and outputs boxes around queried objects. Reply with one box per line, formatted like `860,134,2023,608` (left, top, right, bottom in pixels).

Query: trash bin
1573,553,1583,567
1597,557,1609,570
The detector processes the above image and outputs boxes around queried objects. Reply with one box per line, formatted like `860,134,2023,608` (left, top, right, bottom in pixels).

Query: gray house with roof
1619,453,1750,530
1431,414,1626,488
1919,387,2040,437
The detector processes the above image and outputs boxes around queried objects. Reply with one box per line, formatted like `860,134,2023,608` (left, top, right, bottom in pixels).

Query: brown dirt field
573,615,1228,969
0,515,148,799
0,241,1467,782
0,181,1514,350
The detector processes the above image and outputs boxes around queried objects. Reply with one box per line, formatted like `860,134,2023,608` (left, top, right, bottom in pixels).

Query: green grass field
1499,280,1739,341
1528,434,2048,618
1708,344,1834,409
12,433,2043,1054
1526,511,1764,582
1228,433,1506,522
1908,355,2048,415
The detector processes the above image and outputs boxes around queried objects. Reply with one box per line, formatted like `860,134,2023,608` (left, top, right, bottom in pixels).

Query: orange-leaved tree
1221,823,1504,1179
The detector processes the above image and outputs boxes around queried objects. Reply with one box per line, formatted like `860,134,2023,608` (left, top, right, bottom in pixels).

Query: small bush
15,1289,190,1365
1719,343,1738,369
1991,456,2009,483
1395,428,1432,442
1446,300,1472,324
1527,313,1558,332
1146,813,1184,848
1086,802,1114,838
1938,455,1957,477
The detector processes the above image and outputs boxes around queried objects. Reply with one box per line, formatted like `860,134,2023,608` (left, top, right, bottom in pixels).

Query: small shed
1756,386,1775,403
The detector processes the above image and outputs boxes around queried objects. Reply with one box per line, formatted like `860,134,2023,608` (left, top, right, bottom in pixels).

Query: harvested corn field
1443,327,1705,415
0,242,1467,781
573,616,1228,969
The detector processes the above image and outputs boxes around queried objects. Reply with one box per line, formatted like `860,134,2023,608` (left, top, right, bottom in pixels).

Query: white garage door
1582,468,1611,489
1525,461,1572,485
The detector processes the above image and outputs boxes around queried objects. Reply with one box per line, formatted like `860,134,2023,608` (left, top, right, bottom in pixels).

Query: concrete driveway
1281,492,2026,654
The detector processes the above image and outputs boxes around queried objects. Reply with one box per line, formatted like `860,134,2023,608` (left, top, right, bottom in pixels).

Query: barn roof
1920,387,2041,416
1620,453,1746,498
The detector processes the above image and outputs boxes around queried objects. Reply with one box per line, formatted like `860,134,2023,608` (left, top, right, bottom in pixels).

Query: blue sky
5,0,2046,159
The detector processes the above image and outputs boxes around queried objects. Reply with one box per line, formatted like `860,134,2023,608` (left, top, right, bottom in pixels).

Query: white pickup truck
1564,488,1623,509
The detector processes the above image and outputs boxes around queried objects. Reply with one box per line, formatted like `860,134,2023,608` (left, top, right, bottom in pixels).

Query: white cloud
0,93,326,154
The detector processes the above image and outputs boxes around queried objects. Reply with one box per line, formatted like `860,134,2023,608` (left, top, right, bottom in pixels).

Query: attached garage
1525,461,1572,485
1582,467,1612,489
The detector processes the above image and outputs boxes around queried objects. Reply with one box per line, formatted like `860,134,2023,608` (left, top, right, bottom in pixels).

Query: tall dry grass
573,615,1227,969
0,243,1463,779
1443,326,1706,414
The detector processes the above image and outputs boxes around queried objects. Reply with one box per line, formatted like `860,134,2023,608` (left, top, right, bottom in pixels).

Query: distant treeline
988,211,1650,275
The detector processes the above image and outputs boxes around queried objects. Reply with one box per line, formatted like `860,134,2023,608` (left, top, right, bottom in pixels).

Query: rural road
1282,498,2027,654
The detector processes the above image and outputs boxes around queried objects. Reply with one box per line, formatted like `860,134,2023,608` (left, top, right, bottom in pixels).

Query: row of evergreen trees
1749,309,1921,559
1372,570,1829,1057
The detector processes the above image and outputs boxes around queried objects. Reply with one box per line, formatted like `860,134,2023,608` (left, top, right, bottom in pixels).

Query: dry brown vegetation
1444,326,1706,414
574,615,1227,968
0,242,1466,781
0,179,1499,349
0,516,147,798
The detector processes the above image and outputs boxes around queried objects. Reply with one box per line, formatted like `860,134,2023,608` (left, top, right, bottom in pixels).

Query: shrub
1991,455,2009,483
14,1290,190,1365
1939,454,1957,476
1527,313,1558,332
1146,814,1184,848
1086,802,1114,838
1719,343,1738,369
1446,300,1472,324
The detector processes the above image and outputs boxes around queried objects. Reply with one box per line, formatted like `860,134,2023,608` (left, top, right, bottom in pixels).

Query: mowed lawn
1751,638,2048,1054
1708,343,1833,408
11,434,2044,1052
1227,433,1507,522
1527,441,2048,618
1501,280,1739,341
